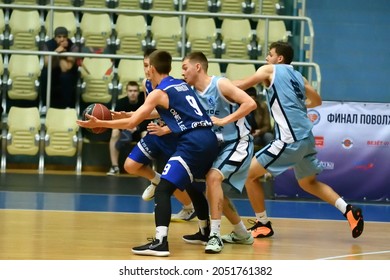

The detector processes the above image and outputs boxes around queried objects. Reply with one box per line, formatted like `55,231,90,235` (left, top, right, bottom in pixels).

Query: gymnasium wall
306,0,390,103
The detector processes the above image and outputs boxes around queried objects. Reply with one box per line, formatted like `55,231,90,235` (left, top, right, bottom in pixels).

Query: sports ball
82,103,112,134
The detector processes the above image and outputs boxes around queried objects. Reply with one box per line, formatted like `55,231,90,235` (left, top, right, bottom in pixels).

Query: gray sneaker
221,231,254,245
171,207,196,221
205,234,224,254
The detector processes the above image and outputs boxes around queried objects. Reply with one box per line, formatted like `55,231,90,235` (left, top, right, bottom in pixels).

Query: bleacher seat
45,10,78,39
8,9,41,50
0,9,4,49
224,63,256,81
185,0,210,12
255,0,279,15
219,0,252,15
115,14,147,56
150,16,182,57
220,18,253,59
79,57,114,104
208,62,221,77
7,54,41,101
256,19,288,58
80,12,112,49
82,0,110,8
116,58,144,98
151,0,176,11
186,17,217,58
44,107,80,158
4,106,41,156
170,60,183,79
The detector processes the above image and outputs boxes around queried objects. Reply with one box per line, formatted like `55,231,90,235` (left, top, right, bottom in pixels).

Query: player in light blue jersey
181,52,257,253
77,50,219,257
232,41,363,239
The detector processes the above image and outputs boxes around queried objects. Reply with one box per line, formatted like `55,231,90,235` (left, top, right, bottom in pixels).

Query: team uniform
128,79,178,166
193,76,253,192
256,64,323,179
155,76,219,189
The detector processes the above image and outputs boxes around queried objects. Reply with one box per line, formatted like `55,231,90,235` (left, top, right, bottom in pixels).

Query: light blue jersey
256,64,322,180
193,76,253,192
266,64,313,143
194,76,252,143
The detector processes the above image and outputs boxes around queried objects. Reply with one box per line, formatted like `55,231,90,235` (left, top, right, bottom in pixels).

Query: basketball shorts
255,134,323,180
211,135,253,193
161,128,219,191
128,132,178,165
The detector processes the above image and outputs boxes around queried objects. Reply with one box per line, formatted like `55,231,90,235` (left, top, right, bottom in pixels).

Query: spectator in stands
107,81,147,175
245,87,274,147
40,26,79,111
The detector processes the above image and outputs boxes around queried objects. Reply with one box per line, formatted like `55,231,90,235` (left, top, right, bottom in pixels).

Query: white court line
317,250,390,260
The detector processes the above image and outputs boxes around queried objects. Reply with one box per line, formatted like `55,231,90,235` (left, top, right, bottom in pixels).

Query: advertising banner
273,101,390,201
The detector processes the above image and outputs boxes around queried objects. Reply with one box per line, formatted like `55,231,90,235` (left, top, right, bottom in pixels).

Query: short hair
149,50,171,75
269,41,294,64
126,81,139,89
143,47,157,59
183,51,208,72
245,87,257,97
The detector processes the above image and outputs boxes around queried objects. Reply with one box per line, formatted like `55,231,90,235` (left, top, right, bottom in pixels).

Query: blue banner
273,101,390,202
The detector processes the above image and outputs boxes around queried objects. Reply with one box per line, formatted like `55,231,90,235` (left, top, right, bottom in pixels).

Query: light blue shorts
212,135,254,193
255,135,323,180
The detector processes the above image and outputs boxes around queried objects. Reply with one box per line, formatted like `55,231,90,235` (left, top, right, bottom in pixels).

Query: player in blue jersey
181,52,257,253
77,50,219,257
117,49,196,222
231,41,363,239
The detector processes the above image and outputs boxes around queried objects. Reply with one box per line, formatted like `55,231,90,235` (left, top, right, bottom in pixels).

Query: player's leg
107,129,121,175
182,182,210,245
131,178,176,257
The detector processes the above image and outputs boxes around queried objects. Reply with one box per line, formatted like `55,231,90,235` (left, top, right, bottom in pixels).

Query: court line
317,250,390,260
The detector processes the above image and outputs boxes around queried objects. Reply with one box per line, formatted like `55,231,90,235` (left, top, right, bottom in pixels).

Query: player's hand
147,122,170,136
111,110,129,120
210,116,225,127
76,114,100,128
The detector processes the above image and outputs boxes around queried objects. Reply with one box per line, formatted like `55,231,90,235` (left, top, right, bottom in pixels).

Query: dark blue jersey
155,76,213,135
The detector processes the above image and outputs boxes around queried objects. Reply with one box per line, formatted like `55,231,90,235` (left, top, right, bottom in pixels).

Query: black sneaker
131,237,170,257
247,219,274,238
344,204,364,238
183,227,210,245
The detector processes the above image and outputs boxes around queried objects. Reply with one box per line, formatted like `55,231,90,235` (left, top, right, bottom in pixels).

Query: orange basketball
82,103,112,134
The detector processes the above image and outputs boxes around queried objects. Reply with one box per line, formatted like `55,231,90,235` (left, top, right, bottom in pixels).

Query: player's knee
123,158,142,175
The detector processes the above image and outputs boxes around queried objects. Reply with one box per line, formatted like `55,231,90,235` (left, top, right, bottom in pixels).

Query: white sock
233,220,248,237
210,219,221,237
155,226,168,241
183,203,194,210
335,197,348,214
255,211,269,224
151,172,161,185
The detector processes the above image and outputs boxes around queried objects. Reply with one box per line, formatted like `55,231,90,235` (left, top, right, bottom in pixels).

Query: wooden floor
0,209,389,260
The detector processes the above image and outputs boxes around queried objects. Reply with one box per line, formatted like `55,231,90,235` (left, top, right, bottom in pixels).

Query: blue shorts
255,134,323,180
161,128,219,191
128,132,178,165
212,135,253,193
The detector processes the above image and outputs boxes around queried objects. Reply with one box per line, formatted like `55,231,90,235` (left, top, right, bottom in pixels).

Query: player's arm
77,89,166,130
303,77,322,108
211,78,257,127
232,65,273,90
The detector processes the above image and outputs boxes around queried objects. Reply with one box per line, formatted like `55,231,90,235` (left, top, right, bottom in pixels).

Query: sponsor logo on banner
320,161,335,170
354,162,374,170
314,136,324,148
367,140,390,148
341,138,354,149
307,109,320,125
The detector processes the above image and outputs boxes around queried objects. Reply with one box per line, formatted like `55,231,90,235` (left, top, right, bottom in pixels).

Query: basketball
82,103,112,134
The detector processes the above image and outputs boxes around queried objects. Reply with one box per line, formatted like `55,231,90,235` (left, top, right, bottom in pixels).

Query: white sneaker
142,183,157,201
205,234,224,254
171,207,196,222
106,166,119,176
221,231,254,245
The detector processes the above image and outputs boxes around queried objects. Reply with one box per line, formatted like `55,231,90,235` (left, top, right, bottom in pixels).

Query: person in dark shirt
107,81,147,175
40,26,79,110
